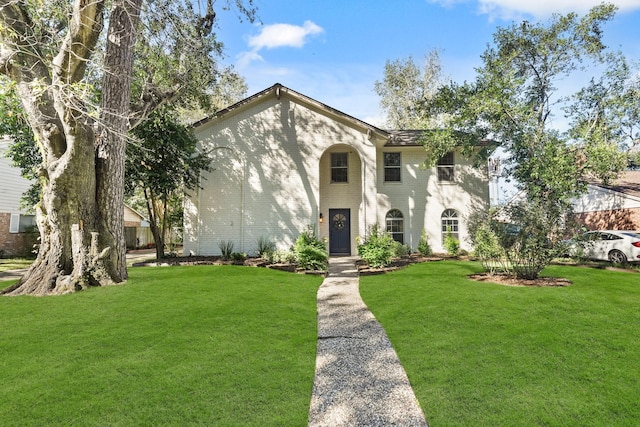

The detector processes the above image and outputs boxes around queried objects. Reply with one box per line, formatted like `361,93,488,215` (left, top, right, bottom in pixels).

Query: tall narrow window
331,152,348,183
441,209,459,242
384,152,401,182
437,152,454,182
386,209,404,244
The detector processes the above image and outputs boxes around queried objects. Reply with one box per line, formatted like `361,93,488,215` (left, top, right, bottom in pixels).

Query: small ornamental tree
127,109,211,260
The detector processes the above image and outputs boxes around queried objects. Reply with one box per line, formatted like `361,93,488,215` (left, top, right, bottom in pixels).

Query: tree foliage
0,0,255,295
127,109,212,259
423,4,632,278
374,50,445,129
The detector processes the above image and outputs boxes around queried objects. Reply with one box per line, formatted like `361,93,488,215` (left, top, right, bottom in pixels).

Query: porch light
319,213,323,223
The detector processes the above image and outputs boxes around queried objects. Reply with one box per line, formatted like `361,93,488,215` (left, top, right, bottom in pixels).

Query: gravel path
308,256,428,427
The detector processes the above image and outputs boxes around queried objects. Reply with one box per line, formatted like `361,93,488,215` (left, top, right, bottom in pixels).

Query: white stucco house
184,83,489,256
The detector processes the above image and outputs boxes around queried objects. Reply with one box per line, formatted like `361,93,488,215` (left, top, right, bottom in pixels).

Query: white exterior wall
0,139,32,214
574,185,640,213
184,87,490,256
376,146,488,253
185,93,379,256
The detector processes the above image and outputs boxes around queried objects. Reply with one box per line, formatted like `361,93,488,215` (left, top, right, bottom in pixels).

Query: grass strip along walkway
0,265,323,426
360,261,640,426
308,256,427,426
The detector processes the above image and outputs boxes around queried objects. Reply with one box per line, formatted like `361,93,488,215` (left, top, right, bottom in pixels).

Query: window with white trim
383,152,401,182
441,209,459,242
8,214,37,234
437,152,454,182
386,209,404,244
331,152,348,183
9,214,19,233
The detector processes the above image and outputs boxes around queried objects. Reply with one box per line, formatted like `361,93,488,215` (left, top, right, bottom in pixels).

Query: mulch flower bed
134,255,326,275
468,273,572,287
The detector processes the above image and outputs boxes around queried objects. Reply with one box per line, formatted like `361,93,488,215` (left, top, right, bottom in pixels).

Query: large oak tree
0,0,254,295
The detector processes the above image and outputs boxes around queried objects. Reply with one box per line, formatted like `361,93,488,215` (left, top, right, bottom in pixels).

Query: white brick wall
185,89,489,256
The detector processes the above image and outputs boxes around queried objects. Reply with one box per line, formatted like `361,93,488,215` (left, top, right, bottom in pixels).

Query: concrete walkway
308,256,428,427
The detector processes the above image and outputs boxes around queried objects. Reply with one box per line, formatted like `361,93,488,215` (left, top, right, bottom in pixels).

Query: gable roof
591,170,640,199
193,83,389,140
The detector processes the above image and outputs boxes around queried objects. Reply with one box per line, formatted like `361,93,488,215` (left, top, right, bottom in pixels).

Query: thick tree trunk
0,0,140,296
96,0,143,282
2,125,106,296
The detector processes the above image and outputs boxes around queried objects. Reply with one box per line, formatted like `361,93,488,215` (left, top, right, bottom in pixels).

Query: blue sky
215,0,640,127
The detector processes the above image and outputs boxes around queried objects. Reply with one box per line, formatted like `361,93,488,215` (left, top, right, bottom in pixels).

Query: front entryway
329,209,351,255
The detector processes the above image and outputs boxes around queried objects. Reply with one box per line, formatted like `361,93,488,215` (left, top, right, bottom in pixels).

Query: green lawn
360,261,640,427
0,258,33,272
0,265,322,426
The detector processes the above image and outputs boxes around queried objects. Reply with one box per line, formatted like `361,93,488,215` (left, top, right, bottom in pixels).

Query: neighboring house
124,205,153,249
0,138,38,256
573,171,640,230
1,137,152,254
184,83,489,256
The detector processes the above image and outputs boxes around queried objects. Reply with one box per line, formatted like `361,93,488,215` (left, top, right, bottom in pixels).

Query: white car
566,230,640,263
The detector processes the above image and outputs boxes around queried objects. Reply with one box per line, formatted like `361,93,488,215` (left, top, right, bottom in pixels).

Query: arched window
386,209,404,244
441,209,459,242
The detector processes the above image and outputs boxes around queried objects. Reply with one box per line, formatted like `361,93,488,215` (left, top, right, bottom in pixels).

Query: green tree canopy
421,3,632,278
0,0,255,295
127,109,211,259
374,50,445,129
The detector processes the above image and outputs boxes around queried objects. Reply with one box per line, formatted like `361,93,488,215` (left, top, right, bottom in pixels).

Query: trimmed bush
358,224,395,268
293,226,328,270
444,229,460,256
418,228,432,256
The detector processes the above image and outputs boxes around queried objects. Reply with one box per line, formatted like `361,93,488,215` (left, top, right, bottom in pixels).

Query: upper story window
383,152,401,182
437,152,454,182
331,153,348,183
386,209,404,244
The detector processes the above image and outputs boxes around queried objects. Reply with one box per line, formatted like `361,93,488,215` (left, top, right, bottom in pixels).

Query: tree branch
52,0,105,85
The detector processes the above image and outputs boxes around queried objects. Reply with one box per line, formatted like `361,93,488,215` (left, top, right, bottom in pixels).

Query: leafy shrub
418,228,432,256
357,224,395,268
218,240,234,260
256,236,276,258
468,202,569,280
230,252,247,262
444,229,460,256
293,226,328,270
472,223,508,274
265,250,296,264
393,241,411,258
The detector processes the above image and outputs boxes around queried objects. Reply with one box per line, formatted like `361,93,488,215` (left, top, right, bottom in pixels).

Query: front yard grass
360,261,640,426
0,265,323,426
0,258,33,272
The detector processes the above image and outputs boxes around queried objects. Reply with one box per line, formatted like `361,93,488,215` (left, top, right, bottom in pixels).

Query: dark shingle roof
385,130,425,146
593,170,640,198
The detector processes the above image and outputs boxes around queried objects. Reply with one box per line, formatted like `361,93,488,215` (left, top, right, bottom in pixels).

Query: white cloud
248,21,324,50
428,0,640,18
237,21,324,68
481,0,640,19
236,50,264,69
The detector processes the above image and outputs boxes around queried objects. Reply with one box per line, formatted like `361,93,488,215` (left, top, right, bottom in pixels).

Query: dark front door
329,209,351,255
